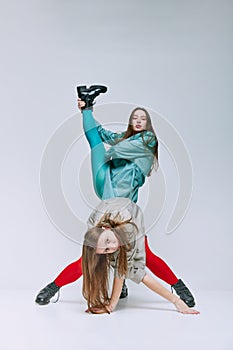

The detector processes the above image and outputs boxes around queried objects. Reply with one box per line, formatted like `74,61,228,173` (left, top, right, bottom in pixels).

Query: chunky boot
35,281,60,305
119,280,128,299
171,279,195,307
77,85,107,109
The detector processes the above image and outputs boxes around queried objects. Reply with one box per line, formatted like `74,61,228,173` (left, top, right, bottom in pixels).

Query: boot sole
35,299,50,305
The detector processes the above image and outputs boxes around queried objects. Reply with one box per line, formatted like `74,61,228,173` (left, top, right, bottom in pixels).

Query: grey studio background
0,1,232,350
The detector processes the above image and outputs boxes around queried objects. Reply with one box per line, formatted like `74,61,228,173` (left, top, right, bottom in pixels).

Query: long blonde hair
82,212,137,311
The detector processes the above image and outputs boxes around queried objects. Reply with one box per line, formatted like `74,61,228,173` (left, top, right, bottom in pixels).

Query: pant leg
54,258,82,287
145,236,179,285
54,112,110,287
82,109,110,199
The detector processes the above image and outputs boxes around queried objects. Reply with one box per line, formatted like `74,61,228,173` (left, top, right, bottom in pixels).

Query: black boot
77,85,107,109
35,281,60,305
119,280,128,299
171,279,195,307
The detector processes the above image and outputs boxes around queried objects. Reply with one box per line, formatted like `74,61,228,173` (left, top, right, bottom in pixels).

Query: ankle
81,106,93,113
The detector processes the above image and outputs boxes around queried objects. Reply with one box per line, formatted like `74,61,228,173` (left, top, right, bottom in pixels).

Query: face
131,109,147,132
96,229,119,254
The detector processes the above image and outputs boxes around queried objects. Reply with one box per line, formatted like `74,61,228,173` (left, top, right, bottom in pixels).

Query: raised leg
82,109,109,198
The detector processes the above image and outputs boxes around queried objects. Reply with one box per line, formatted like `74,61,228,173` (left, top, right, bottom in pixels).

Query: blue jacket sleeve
142,131,157,148
97,124,125,146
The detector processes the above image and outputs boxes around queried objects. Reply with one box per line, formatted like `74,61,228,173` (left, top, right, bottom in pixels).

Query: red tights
54,236,178,287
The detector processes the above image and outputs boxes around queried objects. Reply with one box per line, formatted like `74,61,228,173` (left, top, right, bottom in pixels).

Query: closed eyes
132,117,146,121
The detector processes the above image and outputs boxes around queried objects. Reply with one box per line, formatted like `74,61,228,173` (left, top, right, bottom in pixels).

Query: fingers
77,98,86,110
85,308,91,313
104,305,112,314
174,299,200,315
183,308,200,315
85,306,110,314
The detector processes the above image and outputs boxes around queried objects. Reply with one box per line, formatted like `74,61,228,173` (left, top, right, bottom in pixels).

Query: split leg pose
81,198,199,314
35,85,195,308
40,198,200,315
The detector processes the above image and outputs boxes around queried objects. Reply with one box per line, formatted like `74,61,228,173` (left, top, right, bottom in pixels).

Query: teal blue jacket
97,125,156,203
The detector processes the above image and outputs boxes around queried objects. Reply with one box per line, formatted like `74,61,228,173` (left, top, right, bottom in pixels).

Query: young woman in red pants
81,197,199,314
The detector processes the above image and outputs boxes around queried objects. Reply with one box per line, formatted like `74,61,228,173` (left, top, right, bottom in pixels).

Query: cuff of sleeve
133,269,146,284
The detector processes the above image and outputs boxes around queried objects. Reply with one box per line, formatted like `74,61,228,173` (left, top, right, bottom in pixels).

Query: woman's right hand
77,98,86,110
85,305,112,314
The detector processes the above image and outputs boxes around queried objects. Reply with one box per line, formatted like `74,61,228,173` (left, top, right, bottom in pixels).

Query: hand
105,302,116,313
85,304,113,314
174,298,200,315
77,98,86,110
85,307,107,314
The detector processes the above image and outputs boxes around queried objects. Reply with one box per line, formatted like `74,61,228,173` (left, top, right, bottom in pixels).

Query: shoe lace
51,289,60,304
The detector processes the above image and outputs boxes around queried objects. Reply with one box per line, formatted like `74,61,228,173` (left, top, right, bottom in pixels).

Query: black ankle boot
77,85,107,109
119,280,128,299
171,279,195,307
35,281,60,305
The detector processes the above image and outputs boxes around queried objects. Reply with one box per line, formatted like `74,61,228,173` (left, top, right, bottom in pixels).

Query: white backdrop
0,0,232,291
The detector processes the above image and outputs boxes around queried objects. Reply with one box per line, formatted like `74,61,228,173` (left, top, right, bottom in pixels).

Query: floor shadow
58,298,177,313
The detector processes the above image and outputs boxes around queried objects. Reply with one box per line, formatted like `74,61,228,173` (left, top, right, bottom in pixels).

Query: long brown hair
120,107,159,173
82,213,137,311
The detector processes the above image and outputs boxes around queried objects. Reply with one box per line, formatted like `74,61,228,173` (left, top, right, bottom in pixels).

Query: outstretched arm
106,277,124,313
142,273,200,315
85,277,124,314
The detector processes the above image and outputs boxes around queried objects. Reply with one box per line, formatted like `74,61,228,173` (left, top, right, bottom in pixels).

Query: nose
109,243,116,249
108,241,118,251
